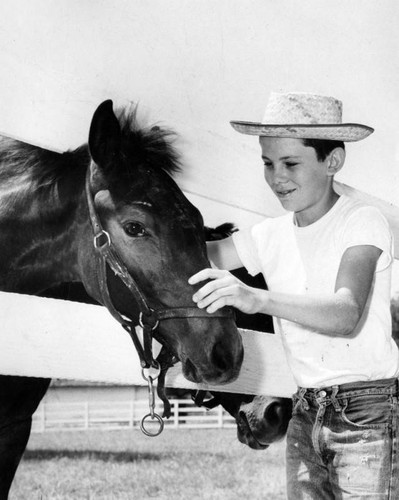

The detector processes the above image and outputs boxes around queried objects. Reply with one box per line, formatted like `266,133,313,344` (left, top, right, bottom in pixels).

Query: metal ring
140,413,164,437
141,363,161,382
93,230,111,249
139,310,159,331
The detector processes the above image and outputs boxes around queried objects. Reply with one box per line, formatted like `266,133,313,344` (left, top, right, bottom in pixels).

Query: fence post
173,400,179,428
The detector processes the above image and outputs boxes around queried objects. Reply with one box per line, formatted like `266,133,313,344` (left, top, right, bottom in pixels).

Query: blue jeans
286,378,399,499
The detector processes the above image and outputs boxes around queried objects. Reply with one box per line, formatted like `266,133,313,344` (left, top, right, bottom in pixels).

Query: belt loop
297,387,310,410
331,385,342,412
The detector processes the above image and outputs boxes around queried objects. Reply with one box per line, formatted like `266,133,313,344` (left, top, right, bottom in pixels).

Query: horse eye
123,222,147,237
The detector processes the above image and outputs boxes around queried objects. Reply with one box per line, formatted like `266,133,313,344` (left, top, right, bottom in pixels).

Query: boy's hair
301,138,345,162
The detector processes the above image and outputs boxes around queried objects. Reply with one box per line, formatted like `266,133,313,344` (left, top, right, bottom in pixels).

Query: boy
189,92,399,498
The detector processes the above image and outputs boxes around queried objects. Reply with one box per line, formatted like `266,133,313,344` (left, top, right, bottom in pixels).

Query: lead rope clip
140,364,164,437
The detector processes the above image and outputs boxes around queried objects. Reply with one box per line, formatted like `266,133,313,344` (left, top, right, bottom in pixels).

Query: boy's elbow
336,301,362,336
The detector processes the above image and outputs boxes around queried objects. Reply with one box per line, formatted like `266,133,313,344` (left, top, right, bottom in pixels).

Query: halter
85,167,233,367
85,166,234,432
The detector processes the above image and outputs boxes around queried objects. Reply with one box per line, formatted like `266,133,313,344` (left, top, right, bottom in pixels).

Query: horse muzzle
165,312,243,385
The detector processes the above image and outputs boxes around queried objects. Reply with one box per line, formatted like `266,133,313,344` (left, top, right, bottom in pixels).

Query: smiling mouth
276,188,296,198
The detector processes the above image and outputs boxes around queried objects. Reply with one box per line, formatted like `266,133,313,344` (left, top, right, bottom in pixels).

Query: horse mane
0,105,181,217
0,137,89,221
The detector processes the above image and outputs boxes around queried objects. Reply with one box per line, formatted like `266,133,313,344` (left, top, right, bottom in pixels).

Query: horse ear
88,100,121,168
94,189,116,214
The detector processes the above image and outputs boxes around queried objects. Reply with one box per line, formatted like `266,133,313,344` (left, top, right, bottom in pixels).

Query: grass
10,428,286,499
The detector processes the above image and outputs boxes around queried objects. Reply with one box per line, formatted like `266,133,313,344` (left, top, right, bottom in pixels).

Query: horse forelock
103,106,181,185
96,107,203,229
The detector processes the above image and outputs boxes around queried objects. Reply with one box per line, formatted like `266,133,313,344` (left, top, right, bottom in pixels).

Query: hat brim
230,122,374,142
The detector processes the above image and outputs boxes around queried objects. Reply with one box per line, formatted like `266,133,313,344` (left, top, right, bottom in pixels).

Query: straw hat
230,92,374,142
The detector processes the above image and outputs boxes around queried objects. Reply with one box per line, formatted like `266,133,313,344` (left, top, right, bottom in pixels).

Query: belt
295,377,399,411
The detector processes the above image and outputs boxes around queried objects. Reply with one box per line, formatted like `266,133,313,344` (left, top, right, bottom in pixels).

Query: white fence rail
0,292,297,398
31,399,236,433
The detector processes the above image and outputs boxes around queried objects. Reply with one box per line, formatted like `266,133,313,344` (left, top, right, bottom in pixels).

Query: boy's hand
188,268,264,315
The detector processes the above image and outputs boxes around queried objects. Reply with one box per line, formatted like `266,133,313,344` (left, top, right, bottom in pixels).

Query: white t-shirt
233,195,399,388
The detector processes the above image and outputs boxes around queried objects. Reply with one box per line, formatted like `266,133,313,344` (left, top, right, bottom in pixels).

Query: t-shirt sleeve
232,225,263,276
341,206,393,272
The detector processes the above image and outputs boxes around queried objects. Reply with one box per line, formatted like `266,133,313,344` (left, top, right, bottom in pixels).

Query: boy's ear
326,147,346,177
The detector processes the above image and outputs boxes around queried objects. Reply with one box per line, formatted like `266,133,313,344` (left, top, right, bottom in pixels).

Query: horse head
195,391,292,450
79,100,243,385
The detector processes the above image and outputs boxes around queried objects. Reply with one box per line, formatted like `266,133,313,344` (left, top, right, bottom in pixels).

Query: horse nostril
238,410,247,422
264,403,281,427
211,342,231,372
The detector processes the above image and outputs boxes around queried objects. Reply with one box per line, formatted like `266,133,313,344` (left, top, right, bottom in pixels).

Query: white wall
0,1,398,255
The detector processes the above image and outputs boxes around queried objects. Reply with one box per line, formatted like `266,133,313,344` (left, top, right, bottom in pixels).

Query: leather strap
85,166,233,370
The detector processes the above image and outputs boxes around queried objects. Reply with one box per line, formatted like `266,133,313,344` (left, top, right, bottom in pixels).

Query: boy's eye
263,162,273,169
285,162,298,168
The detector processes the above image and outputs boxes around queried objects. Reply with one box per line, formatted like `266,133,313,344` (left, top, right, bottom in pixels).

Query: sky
1,0,399,290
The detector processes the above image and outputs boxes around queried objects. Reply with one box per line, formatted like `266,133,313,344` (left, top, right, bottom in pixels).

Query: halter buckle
139,310,160,331
94,230,111,250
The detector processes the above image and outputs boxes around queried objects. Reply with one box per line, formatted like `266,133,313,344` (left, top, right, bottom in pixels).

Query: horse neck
0,141,90,294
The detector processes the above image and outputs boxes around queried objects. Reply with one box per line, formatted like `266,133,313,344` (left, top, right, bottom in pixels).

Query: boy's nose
273,168,289,183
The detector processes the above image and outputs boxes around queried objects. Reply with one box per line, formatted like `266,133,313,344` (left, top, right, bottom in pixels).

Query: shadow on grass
23,449,163,463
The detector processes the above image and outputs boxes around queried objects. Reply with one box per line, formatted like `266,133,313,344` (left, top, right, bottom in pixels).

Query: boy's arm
190,244,382,337
262,245,381,335
206,236,243,271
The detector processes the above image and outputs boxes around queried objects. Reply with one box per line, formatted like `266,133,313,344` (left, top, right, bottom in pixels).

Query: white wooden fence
31,399,236,433
0,291,297,398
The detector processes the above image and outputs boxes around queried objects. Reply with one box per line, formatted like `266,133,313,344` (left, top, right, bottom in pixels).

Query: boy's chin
278,198,297,211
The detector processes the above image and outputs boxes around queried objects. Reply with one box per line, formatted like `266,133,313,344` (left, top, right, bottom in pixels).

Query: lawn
10,428,286,499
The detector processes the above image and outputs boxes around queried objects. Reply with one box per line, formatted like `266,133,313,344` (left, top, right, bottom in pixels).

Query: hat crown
263,92,343,125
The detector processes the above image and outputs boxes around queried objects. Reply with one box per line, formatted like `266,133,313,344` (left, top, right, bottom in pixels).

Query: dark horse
0,101,243,497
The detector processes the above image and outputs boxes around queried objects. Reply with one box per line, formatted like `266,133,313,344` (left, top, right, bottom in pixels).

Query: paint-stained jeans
286,378,399,499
